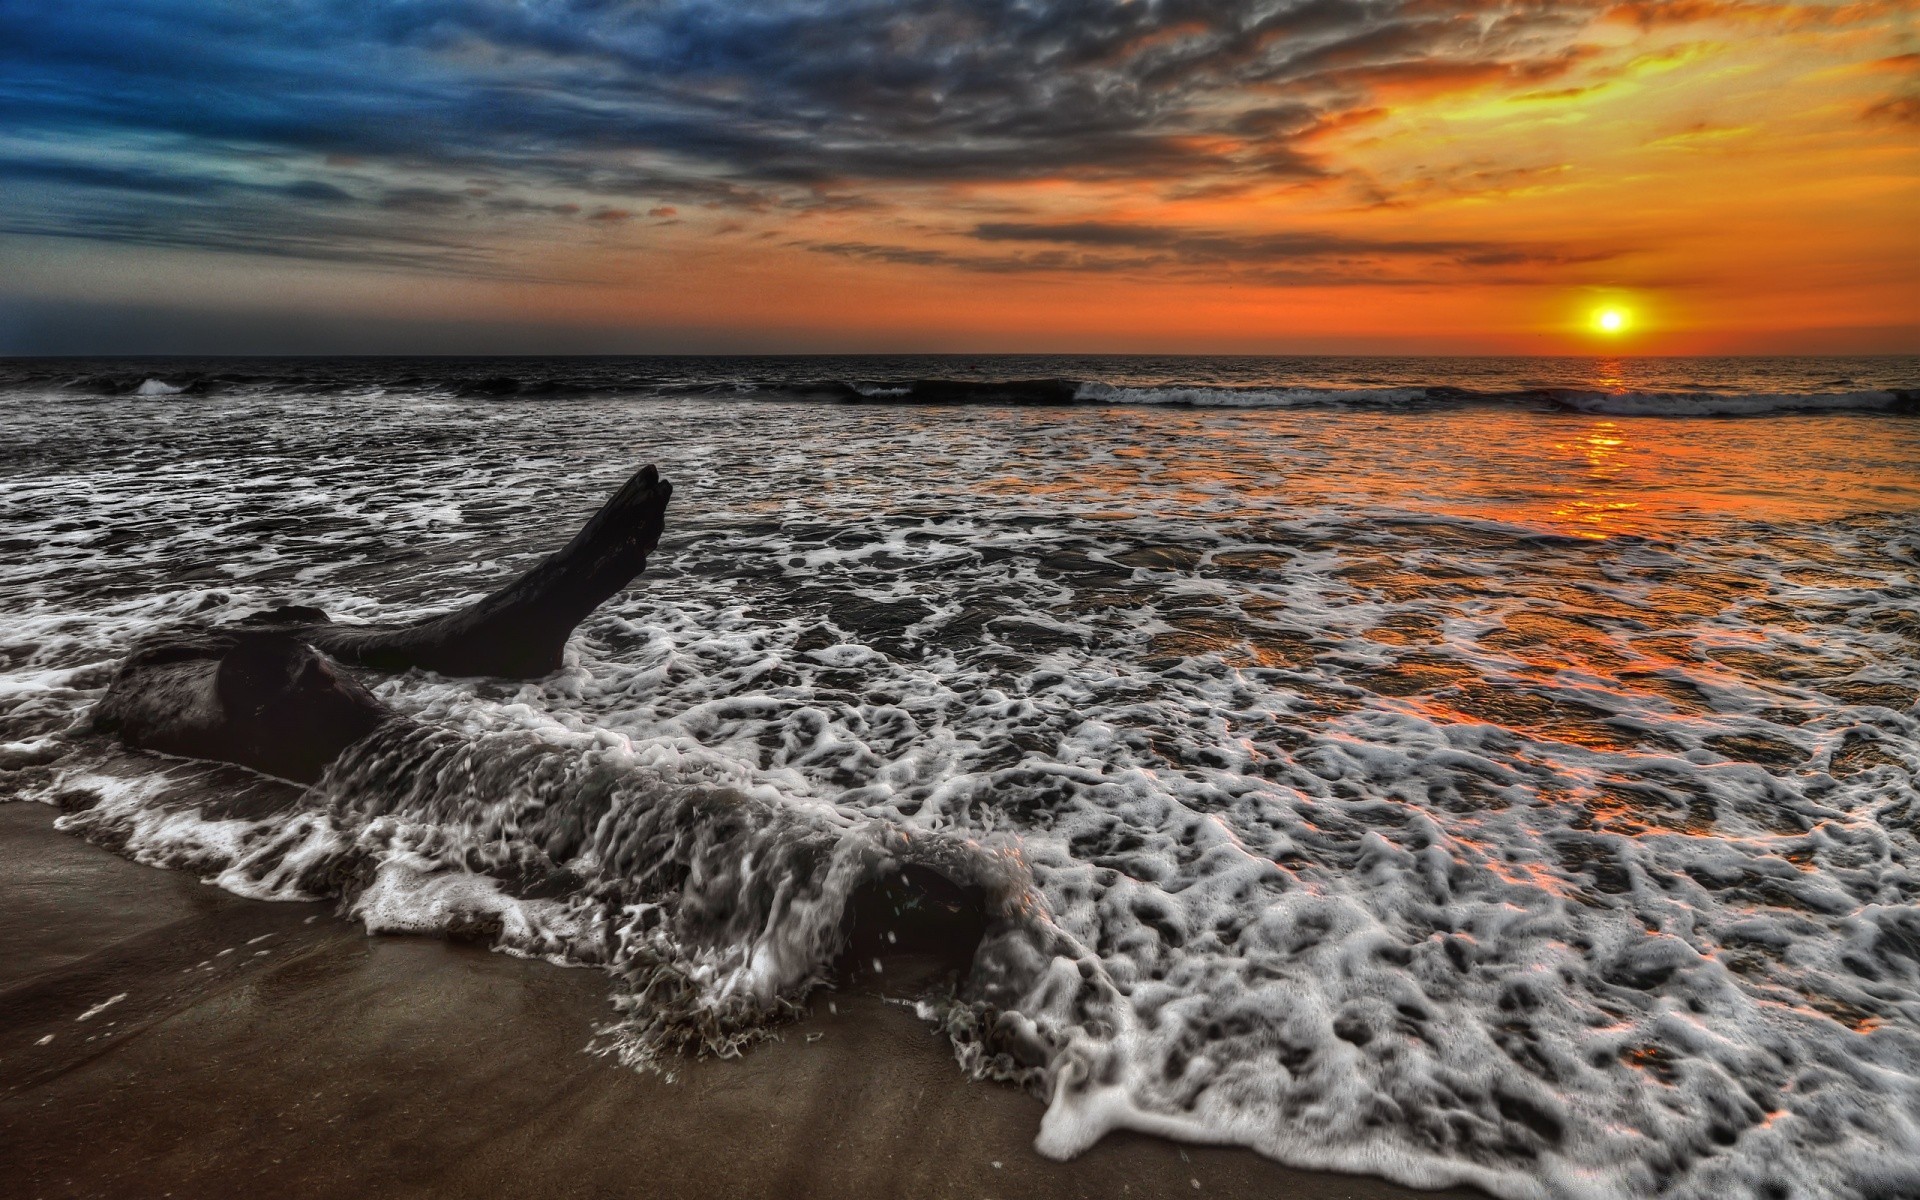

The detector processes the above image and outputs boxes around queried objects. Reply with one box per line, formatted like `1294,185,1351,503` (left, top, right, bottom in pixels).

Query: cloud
973,220,1614,266
807,239,1156,275
970,220,1460,257
0,178,528,277
4,156,353,204
0,0,1887,277
1852,51,1920,124
807,219,1621,285
1602,0,1899,27
379,186,468,213
483,196,583,216
0,5,1617,197
1864,94,1920,123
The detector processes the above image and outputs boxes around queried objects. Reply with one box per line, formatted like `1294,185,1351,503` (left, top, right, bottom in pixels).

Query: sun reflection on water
1547,420,1643,538
972,403,1918,541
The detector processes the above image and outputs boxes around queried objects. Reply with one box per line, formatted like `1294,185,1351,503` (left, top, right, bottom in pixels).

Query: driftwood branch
91,463,672,782
271,463,671,678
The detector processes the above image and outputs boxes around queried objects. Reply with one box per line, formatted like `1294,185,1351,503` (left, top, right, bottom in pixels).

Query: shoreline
0,801,1485,1200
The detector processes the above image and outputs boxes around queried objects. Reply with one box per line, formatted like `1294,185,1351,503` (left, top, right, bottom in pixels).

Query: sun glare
1593,307,1631,335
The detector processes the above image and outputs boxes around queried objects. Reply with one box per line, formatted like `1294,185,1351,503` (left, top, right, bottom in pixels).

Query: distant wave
1074,381,1434,407
1076,381,1917,415
843,377,1081,404
772,378,1919,415
1547,389,1913,416
839,378,1917,416
17,367,1919,417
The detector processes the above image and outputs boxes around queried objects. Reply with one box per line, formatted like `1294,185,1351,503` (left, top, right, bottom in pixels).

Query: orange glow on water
970,404,1919,543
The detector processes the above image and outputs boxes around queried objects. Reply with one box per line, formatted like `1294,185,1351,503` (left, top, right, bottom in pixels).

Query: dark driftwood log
91,631,399,783
88,459,997,980
90,463,671,781
271,463,672,678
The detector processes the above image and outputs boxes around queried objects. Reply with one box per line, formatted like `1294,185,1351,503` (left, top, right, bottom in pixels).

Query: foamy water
2,357,1917,1199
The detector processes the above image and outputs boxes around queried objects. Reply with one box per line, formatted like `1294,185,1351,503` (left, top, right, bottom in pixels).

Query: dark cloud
1864,94,1920,123
0,189,526,277
807,240,1156,274
0,0,1770,274
1859,53,1920,124
974,221,1478,259
0,295,803,355
972,220,1620,270
809,219,1620,283
1602,0,1898,29
482,196,584,216
5,156,353,203
379,186,469,213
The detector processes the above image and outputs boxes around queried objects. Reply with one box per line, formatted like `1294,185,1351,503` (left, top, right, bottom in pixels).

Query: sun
1592,306,1631,335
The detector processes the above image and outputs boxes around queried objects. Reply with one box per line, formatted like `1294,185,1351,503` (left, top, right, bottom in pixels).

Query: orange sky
3,0,1916,352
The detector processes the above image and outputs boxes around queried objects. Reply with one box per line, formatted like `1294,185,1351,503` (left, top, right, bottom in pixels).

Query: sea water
1,355,1917,1199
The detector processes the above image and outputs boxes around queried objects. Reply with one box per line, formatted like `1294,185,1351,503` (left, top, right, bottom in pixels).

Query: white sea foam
75,992,127,1022
2,386,1917,1199
348,849,592,960
134,378,185,396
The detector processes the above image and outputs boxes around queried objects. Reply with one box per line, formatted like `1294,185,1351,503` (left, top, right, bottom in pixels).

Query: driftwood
91,630,396,783
87,461,995,983
277,463,672,678
91,463,672,782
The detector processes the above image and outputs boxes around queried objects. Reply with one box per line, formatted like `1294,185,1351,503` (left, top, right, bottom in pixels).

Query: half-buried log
289,463,673,678
90,463,672,781
91,631,398,784
85,460,1010,1009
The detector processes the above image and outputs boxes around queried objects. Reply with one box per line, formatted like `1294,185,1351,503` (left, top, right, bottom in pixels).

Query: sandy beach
1,801,1485,1200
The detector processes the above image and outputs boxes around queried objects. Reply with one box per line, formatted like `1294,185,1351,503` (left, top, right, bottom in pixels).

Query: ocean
2,354,1917,1199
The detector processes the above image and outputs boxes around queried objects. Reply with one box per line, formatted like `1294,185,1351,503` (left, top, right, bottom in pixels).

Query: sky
1,0,1916,354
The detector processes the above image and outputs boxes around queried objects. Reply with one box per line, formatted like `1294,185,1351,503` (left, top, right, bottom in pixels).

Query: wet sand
0,801,1484,1200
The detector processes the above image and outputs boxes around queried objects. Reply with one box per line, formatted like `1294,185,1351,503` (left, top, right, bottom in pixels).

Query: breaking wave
2,354,1912,419
36,725,1036,1070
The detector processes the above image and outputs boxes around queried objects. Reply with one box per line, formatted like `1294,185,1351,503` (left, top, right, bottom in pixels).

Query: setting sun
1593,307,1632,336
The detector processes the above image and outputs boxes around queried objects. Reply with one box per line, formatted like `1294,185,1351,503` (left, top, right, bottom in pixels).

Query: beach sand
0,801,1485,1200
